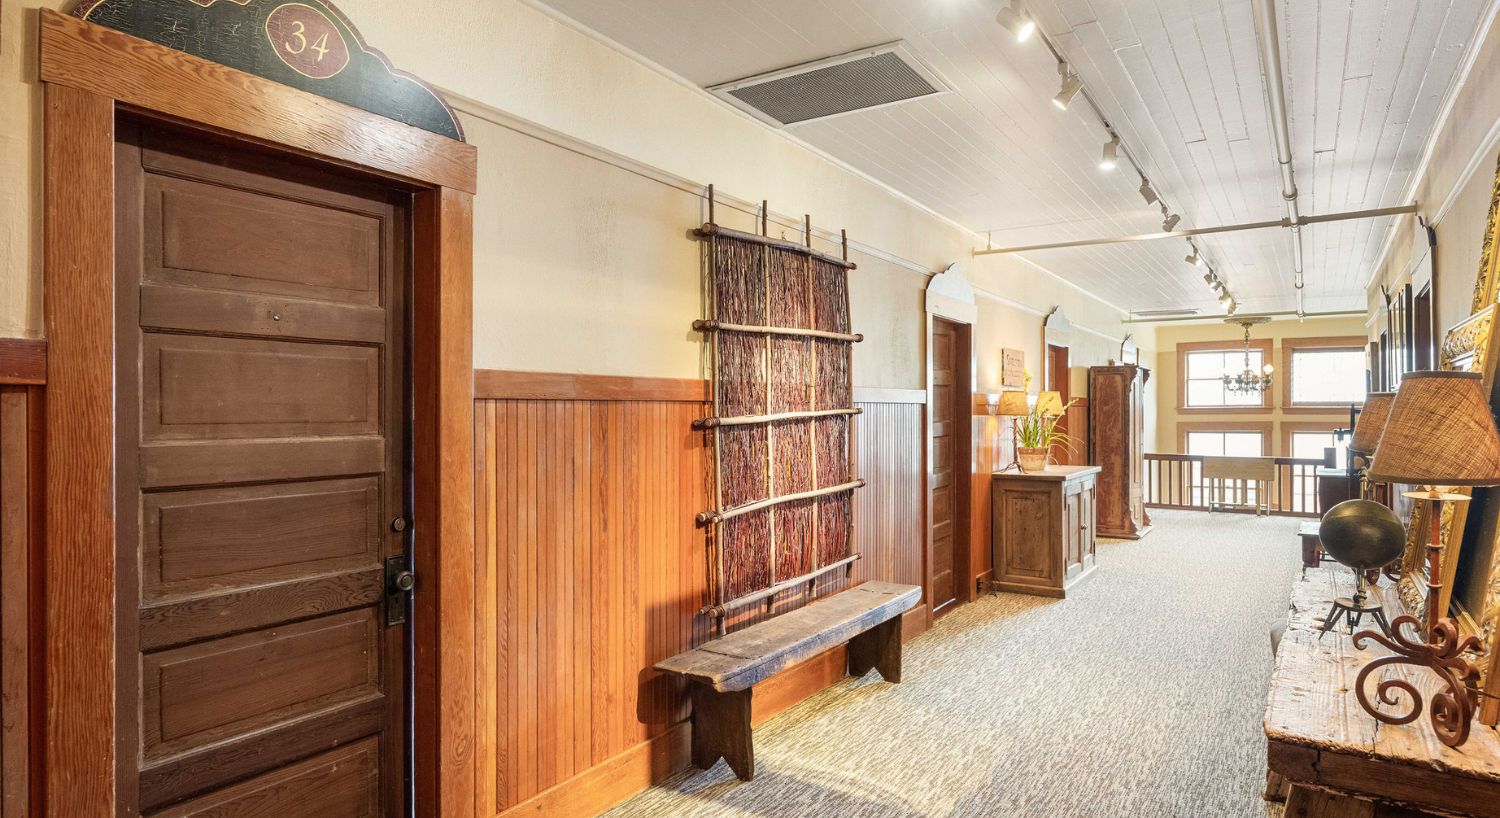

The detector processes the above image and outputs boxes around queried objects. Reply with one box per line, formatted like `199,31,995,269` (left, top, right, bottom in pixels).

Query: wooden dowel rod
694,407,862,430
692,319,863,343
693,223,858,270
697,480,866,526
699,554,862,616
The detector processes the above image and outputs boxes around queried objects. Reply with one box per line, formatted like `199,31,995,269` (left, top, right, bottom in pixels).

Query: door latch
385,555,415,626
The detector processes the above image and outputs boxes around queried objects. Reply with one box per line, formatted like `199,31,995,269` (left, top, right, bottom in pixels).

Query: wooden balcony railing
1143,453,1330,518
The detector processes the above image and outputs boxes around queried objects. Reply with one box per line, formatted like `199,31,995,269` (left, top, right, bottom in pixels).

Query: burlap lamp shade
1368,372,1500,486
1036,391,1065,417
1350,391,1395,456
997,391,1030,416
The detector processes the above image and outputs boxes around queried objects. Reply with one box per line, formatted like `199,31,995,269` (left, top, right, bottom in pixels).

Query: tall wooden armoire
1088,364,1152,539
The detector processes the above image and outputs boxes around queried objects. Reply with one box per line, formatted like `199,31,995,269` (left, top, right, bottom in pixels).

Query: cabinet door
1063,480,1083,580
1079,477,1097,570
995,483,1060,588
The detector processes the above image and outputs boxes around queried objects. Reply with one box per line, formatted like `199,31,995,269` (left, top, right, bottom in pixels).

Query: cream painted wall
0,0,1150,393
1149,316,1368,456
1366,5,1500,339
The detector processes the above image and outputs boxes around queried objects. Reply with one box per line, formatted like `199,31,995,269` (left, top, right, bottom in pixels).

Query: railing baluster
1142,453,1324,517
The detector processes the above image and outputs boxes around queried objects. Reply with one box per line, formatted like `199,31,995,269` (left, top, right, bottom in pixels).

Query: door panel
142,334,381,440
929,318,961,613
117,120,408,816
150,739,382,818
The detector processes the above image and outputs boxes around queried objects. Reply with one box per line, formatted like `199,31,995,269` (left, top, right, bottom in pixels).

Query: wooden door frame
38,11,477,817
925,314,974,615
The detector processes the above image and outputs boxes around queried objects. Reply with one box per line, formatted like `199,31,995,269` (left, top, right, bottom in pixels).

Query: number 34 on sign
265,2,351,80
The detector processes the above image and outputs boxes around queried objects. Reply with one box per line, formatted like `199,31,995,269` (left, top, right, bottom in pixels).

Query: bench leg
848,617,903,683
689,684,754,781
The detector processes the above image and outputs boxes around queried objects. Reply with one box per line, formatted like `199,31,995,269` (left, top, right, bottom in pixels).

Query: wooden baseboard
495,722,691,818
973,570,994,600
901,604,930,642
495,616,924,817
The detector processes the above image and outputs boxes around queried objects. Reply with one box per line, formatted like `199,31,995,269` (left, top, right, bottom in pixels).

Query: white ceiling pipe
1252,0,1306,316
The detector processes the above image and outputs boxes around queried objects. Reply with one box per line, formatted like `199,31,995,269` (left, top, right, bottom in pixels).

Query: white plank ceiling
536,0,1493,315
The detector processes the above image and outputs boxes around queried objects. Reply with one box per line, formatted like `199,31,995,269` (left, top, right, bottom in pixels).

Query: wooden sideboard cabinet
1088,364,1151,539
990,466,1101,598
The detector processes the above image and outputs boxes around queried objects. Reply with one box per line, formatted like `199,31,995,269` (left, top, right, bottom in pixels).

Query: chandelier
1223,317,1274,395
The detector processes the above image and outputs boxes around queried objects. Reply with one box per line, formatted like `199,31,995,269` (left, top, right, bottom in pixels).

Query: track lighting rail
971,204,1418,256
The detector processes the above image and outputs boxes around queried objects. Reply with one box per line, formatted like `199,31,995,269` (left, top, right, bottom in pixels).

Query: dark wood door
930,317,969,615
1046,343,1071,465
115,121,409,817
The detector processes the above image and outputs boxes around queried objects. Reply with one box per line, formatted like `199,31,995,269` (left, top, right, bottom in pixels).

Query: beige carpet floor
604,509,1301,818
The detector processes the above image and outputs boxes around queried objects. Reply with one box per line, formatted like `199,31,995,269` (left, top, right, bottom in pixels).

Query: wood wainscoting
0,338,45,818
472,371,926,818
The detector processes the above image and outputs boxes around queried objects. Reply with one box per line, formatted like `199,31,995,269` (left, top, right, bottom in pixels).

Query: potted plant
1013,372,1077,472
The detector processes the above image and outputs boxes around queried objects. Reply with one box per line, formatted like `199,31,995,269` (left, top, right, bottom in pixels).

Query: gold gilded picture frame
1473,152,1500,723
1397,304,1500,620
1468,152,1500,311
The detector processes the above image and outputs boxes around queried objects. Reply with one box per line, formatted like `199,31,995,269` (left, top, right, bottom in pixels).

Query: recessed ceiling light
1099,135,1119,171
996,3,1036,43
1053,70,1083,110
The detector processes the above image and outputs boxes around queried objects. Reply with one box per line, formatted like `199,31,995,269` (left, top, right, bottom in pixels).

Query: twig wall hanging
694,187,865,635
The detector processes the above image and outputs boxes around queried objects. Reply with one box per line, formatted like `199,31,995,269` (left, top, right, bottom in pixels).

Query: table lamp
1036,391,1065,417
1358,370,1500,747
1349,390,1394,460
1349,390,1395,500
996,391,1030,472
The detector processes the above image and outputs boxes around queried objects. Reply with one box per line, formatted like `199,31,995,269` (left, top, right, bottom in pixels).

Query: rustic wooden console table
1265,566,1500,817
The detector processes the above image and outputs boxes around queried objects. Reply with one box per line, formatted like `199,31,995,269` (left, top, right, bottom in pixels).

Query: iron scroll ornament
71,0,464,141
1353,616,1483,748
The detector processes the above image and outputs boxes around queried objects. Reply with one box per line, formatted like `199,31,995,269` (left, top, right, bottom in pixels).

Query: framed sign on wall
1002,348,1024,387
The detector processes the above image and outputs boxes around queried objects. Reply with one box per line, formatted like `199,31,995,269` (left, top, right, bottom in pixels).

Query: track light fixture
1138,178,1158,206
1162,210,1181,232
1203,271,1216,286
1053,67,1083,110
1099,134,1120,171
1185,249,1200,266
996,2,1036,43
1219,292,1234,309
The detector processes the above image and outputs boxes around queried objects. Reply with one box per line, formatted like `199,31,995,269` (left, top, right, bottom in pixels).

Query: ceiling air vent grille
709,43,950,127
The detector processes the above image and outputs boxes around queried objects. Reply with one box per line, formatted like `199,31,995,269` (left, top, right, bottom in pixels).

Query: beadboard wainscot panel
474,372,925,818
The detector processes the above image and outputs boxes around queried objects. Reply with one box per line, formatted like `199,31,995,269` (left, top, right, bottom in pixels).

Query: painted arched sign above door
72,0,465,141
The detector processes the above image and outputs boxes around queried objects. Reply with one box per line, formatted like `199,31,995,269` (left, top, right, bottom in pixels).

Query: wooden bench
656,581,921,781
1265,566,1500,816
